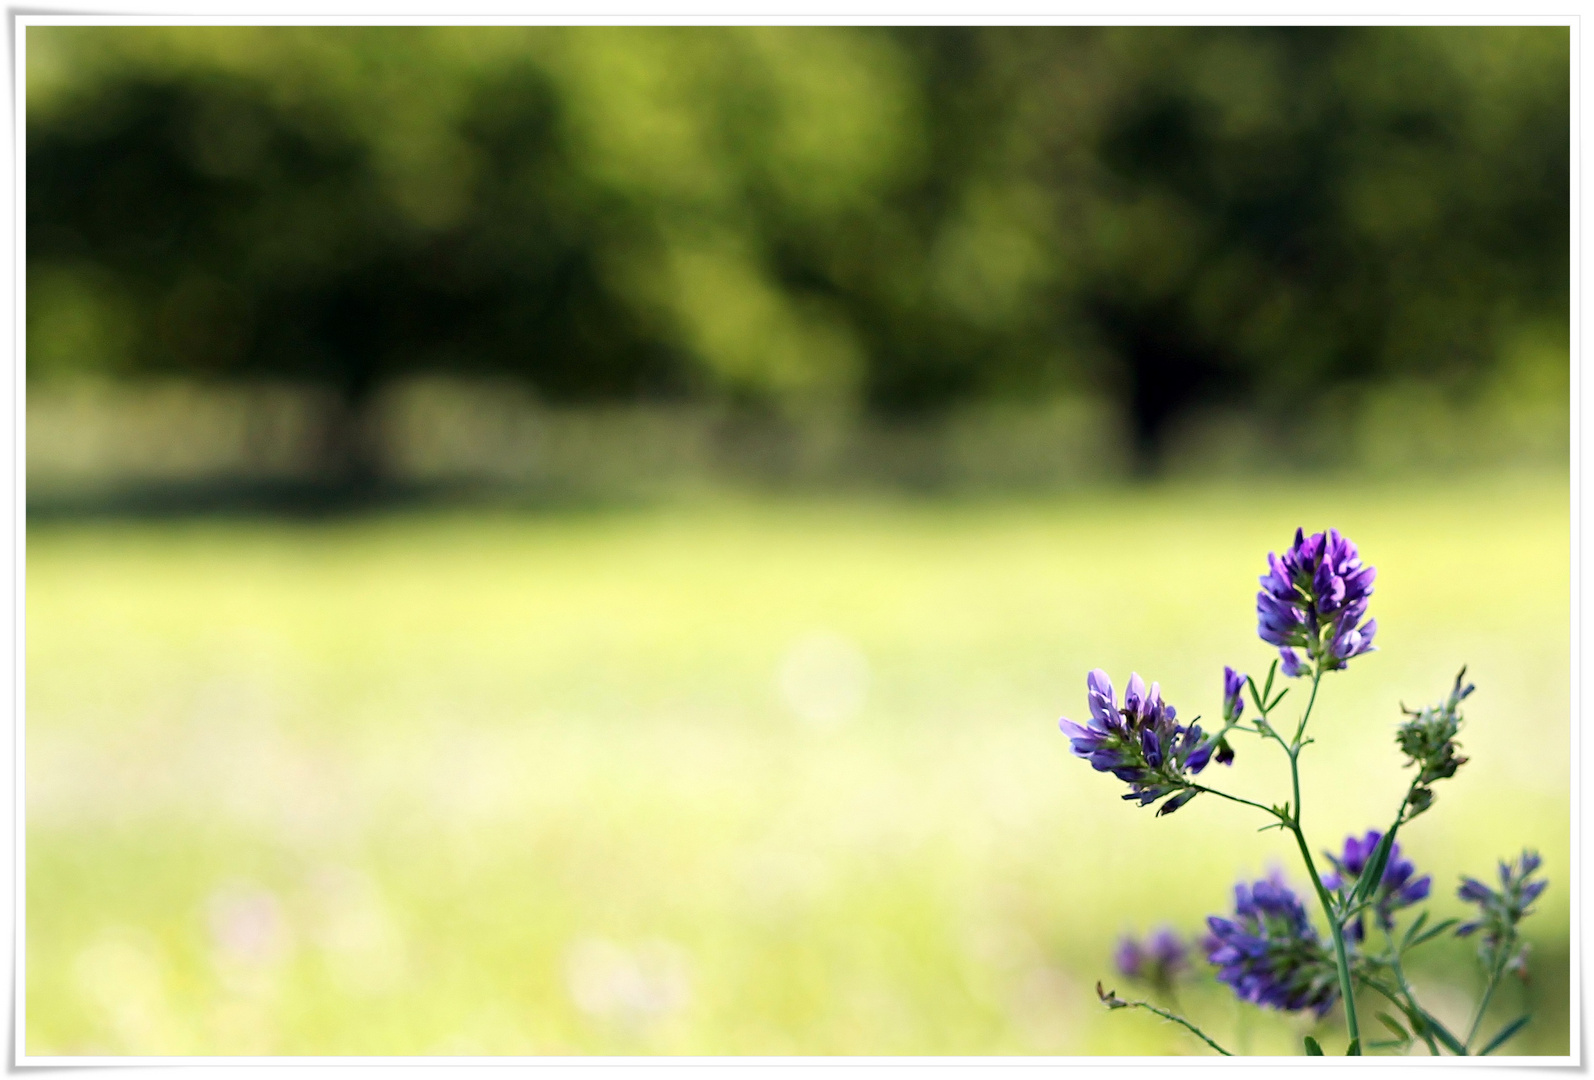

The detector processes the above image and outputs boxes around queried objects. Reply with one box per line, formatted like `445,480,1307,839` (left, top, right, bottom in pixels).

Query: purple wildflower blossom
1205,874,1340,1016
1209,667,1245,766
1221,667,1245,723
1058,669,1214,815
1457,850,1547,979
1257,528,1377,675
1115,927,1189,988
1320,830,1431,941
1113,937,1142,979
1278,647,1308,679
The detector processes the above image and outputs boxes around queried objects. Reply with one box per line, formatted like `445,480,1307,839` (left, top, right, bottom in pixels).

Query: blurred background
25,25,1569,1056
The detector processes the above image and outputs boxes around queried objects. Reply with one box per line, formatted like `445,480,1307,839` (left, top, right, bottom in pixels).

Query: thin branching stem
1292,667,1322,746
1354,972,1425,1054
1465,934,1515,1051
1281,667,1362,1052
1382,926,1440,1055
1119,1000,1233,1056
1187,783,1284,820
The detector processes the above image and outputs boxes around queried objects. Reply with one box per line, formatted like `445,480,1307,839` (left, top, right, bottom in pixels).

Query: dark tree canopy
27,26,1570,468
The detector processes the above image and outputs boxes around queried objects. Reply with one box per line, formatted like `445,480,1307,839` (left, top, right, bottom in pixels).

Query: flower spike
1257,528,1376,675
1059,669,1216,814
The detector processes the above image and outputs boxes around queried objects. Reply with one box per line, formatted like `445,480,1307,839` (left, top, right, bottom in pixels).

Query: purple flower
1206,667,1245,766
1278,647,1308,679
1456,850,1547,977
1256,528,1377,674
1320,830,1431,941
1113,937,1143,979
1115,926,1189,989
1059,669,1214,815
1204,874,1340,1016
1221,667,1245,723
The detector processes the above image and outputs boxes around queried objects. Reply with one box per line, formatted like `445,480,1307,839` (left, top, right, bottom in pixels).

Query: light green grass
26,474,1571,1055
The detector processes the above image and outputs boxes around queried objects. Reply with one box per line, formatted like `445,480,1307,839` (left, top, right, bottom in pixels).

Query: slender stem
1119,1000,1233,1056
1188,782,1285,820
1355,972,1410,1015
1355,972,1430,1053
1212,714,1269,745
1281,668,1361,1051
1290,820,1361,1049
1292,668,1323,745
1464,936,1514,1050
1287,744,1303,838
1358,778,1436,1056
1394,772,1423,828
1382,926,1440,1055
1258,721,1294,762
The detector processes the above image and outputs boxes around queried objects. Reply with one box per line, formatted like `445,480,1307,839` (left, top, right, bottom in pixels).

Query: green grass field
25,474,1571,1056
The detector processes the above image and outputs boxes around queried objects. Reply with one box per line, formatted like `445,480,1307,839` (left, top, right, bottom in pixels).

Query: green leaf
1367,1039,1406,1050
1352,830,1397,905
1376,1012,1410,1041
1479,1015,1531,1056
1302,1035,1324,1056
1400,910,1430,951
1347,1037,1362,1056
1414,1007,1467,1055
1408,917,1459,949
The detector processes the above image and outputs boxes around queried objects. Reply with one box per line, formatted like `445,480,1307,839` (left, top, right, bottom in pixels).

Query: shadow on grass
24,477,651,523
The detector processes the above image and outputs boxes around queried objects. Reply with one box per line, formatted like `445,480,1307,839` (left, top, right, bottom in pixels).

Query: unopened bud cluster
1396,669,1474,820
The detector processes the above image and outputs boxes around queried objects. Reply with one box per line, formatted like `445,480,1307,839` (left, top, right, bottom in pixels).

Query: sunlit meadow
25,473,1569,1055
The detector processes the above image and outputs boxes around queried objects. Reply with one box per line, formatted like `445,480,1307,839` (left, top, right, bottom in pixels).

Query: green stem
1283,668,1361,1051
1216,665,1363,1052
1355,972,1410,1015
1120,1000,1233,1056
1464,935,1514,1050
1355,971,1468,1055
1382,927,1440,1055
1394,772,1423,828
1290,820,1361,1050
1188,782,1285,820
1292,667,1323,746
1355,972,1427,1051
1211,715,1269,745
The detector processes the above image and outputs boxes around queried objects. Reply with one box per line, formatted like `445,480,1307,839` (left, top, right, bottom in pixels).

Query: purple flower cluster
1257,528,1377,676
1205,875,1340,1016
1059,670,1214,815
1115,927,1189,989
1321,831,1431,941
1458,851,1548,975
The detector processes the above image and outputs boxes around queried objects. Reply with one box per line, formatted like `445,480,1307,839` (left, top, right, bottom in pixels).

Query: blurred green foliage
27,27,1569,467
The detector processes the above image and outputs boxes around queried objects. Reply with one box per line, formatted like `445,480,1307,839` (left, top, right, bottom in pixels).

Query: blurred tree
26,25,1569,479
1004,27,1571,463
